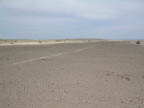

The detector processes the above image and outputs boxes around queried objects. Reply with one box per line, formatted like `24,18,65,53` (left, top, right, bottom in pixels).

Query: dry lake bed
0,41,144,108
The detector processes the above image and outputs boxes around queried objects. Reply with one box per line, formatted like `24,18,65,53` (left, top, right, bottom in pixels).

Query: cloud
1,0,144,39
2,0,143,20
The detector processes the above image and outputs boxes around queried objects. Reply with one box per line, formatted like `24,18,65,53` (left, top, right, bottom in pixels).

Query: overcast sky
0,0,144,40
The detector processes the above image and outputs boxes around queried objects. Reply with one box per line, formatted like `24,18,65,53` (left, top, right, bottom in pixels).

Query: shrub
10,42,14,44
136,41,140,44
38,40,42,43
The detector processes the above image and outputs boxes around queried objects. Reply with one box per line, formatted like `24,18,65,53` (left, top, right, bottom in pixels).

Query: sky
0,0,144,40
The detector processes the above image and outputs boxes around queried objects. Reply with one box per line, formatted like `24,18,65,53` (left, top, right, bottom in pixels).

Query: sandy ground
0,39,100,46
0,41,144,108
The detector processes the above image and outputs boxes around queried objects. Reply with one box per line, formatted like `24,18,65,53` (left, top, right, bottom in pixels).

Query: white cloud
1,0,144,39
3,0,143,20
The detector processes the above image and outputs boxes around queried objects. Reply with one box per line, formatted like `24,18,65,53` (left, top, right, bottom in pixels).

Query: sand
0,39,101,46
0,41,144,108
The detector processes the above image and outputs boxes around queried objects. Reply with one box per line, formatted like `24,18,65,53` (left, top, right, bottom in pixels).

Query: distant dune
0,39,104,46
0,39,144,46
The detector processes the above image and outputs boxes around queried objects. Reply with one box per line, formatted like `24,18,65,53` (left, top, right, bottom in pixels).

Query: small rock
76,82,80,85
64,90,68,94
125,77,131,81
106,73,111,76
51,90,55,93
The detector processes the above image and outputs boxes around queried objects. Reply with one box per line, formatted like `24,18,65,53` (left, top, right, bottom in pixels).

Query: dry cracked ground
0,41,144,108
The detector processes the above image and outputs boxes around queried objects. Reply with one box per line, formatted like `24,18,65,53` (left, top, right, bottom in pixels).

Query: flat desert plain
0,41,144,108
